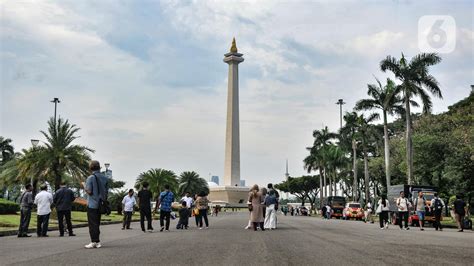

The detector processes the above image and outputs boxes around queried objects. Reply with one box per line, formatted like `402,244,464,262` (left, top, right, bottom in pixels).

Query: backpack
433,198,443,211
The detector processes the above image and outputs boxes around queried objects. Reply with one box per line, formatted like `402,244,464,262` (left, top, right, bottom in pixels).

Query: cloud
1,0,472,189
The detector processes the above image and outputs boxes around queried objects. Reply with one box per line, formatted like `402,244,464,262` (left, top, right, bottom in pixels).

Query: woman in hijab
248,184,265,231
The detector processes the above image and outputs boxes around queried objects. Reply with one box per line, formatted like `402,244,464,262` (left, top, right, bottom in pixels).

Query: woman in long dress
248,184,265,231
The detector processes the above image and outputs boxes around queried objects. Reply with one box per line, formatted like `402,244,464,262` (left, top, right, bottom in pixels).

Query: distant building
240,180,246,187
211,176,220,185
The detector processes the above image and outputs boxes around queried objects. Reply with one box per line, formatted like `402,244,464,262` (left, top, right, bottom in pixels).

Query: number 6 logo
418,16,456,53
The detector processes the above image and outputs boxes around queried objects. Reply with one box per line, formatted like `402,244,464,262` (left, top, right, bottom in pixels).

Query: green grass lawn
0,211,141,232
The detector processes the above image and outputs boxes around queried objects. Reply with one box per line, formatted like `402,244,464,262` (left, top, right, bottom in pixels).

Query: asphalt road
0,212,473,266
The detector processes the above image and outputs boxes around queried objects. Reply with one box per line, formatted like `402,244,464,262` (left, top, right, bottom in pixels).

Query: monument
208,38,249,206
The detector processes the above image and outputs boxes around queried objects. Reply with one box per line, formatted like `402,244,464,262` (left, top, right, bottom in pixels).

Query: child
177,201,190,229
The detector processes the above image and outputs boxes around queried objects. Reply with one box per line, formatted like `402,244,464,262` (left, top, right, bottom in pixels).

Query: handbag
375,204,382,214
94,174,111,216
193,208,200,216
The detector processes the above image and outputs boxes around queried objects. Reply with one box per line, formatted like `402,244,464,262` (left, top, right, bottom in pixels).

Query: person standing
181,192,193,212
53,181,76,237
325,204,332,219
365,202,374,223
17,184,33,237
396,191,411,230
122,189,136,230
177,201,190,229
377,195,390,229
34,184,53,237
264,190,277,230
83,160,109,249
430,192,445,231
155,184,174,232
248,184,264,231
137,182,153,232
414,191,427,231
195,191,210,229
453,194,467,232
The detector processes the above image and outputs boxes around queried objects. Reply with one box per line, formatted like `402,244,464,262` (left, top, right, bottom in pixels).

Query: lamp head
31,139,40,147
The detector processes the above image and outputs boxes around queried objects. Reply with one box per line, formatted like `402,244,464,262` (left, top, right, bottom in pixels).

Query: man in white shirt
122,189,136,230
396,191,411,230
181,192,193,209
34,184,53,237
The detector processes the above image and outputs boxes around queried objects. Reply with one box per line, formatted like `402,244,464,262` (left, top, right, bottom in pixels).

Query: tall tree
356,113,379,207
341,112,359,201
355,77,406,189
380,53,442,184
178,171,209,196
135,168,178,199
1,119,93,192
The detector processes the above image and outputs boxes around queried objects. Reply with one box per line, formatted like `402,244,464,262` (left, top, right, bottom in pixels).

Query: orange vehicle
343,202,364,220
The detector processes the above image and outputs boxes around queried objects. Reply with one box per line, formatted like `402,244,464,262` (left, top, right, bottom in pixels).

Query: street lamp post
51,98,61,123
29,139,41,191
336,99,346,130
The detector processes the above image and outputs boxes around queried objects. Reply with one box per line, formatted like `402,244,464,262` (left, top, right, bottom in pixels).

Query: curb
0,217,161,237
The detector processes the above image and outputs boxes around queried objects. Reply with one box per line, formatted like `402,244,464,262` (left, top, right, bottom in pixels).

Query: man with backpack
414,191,427,231
396,191,411,230
430,192,445,231
82,160,109,249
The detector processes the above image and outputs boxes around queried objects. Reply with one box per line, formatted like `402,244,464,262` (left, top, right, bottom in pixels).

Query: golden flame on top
230,37,237,53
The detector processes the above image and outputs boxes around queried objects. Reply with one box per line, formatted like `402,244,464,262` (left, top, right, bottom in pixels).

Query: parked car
343,202,364,220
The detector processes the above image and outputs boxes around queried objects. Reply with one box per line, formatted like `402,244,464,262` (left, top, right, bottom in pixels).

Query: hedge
0,198,20,214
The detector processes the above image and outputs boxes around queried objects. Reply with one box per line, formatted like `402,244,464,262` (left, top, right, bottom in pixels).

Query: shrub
0,198,20,214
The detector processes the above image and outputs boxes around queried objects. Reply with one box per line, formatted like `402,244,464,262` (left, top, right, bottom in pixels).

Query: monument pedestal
208,186,249,207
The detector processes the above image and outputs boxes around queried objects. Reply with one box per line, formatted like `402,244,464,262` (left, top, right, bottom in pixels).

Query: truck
325,196,346,219
387,185,440,226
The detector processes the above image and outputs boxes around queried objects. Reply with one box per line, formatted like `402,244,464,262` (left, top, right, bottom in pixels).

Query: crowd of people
321,190,469,233
15,159,470,249
16,160,214,249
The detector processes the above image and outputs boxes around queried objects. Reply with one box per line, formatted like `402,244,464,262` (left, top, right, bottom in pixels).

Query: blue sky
1,0,473,189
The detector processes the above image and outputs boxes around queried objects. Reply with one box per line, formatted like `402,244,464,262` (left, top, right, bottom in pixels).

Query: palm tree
324,144,347,197
0,137,15,164
356,113,379,207
108,189,128,215
38,118,93,190
304,126,337,206
135,168,178,199
380,53,442,184
355,77,406,189
341,112,359,201
178,171,209,196
0,118,92,192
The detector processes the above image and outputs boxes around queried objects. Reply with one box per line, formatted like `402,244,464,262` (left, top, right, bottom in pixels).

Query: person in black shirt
137,182,153,232
177,201,190,229
53,181,76,236
453,194,467,232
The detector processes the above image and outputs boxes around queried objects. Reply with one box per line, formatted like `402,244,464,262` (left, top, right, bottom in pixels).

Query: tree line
276,52,473,208
0,118,209,204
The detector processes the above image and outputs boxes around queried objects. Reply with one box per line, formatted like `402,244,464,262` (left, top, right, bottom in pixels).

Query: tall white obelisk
223,38,244,187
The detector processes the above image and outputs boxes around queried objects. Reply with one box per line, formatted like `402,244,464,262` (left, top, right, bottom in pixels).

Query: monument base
208,186,249,207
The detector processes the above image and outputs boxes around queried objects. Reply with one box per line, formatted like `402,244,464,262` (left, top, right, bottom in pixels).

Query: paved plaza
1,213,472,266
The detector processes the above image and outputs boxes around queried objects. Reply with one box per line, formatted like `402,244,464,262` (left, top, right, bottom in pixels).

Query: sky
1,0,473,189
